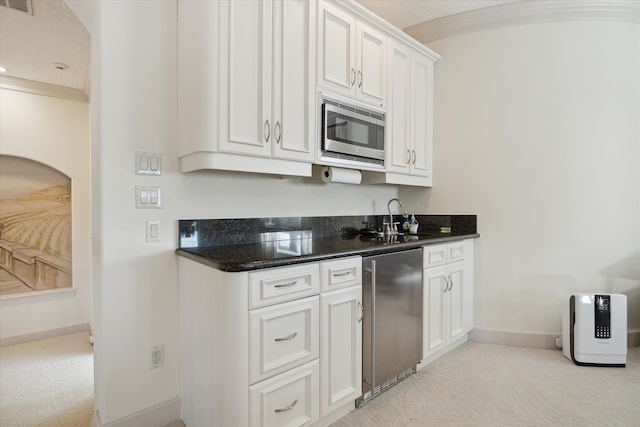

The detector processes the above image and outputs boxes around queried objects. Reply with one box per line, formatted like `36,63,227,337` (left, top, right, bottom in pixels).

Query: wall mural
0,155,72,296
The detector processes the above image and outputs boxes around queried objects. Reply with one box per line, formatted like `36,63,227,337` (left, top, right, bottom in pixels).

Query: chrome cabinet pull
275,399,298,413
264,119,271,143
351,68,356,86
274,281,297,288
406,149,411,165
333,271,351,277
358,70,362,88
412,150,417,165
448,274,454,291
275,121,282,144
274,332,298,342
357,301,364,323
443,276,450,292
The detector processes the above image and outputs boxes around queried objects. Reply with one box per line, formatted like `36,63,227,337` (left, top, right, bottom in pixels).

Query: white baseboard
470,328,640,350
91,397,181,427
0,323,90,347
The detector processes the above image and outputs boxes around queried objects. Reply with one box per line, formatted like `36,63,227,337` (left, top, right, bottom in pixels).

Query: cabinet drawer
250,296,319,384
320,256,362,292
423,241,466,268
249,263,320,309
249,360,319,427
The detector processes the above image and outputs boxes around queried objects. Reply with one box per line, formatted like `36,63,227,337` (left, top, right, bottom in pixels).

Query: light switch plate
146,220,160,243
136,152,162,175
136,186,161,209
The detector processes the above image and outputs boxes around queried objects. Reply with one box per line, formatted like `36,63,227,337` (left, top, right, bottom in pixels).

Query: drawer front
249,263,320,309
423,243,448,268
249,360,319,427
448,241,466,263
320,256,362,292
250,296,319,384
423,241,466,268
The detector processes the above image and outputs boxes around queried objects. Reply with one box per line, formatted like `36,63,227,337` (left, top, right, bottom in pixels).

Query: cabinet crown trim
405,0,640,43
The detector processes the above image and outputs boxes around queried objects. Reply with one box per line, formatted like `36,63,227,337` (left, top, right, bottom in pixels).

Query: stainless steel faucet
386,198,406,235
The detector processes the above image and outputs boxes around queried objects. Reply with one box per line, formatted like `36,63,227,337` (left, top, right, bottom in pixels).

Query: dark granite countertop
176,215,479,272
177,231,479,272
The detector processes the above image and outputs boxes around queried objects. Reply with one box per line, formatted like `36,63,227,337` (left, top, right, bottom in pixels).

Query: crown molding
0,75,88,103
405,0,640,43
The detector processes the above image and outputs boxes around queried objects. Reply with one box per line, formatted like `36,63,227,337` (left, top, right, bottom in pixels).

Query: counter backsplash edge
178,215,477,248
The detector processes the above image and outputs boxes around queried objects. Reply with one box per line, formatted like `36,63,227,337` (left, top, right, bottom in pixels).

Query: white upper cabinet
409,51,434,178
178,0,314,175
218,0,271,157
386,40,411,174
178,0,440,184
272,0,316,162
364,37,436,187
219,0,316,162
386,45,434,180
317,1,386,108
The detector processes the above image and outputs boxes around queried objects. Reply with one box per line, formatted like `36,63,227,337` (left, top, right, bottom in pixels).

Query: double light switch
136,152,162,175
136,186,161,208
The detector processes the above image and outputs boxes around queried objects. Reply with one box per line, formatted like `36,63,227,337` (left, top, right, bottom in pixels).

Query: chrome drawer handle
333,271,351,277
275,121,282,144
357,301,364,323
275,399,298,413
274,281,297,288
275,332,298,342
264,119,271,143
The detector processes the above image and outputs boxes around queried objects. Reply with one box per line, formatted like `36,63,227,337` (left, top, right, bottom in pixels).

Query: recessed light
0,66,7,73
53,62,69,71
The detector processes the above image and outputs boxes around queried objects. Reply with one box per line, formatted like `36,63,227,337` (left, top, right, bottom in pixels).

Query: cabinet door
386,39,411,174
219,0,272,157
317,1,356,97
423,265,447,357
410,52,434,178
447,261,466,341
320,286,362,416
272,0,315,162
357,22,386,107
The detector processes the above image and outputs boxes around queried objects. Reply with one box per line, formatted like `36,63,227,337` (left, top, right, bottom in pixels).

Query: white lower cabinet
320,276,362,416
422,239,474,359
179,256,362,427
250,360,320,427
250,296,320,384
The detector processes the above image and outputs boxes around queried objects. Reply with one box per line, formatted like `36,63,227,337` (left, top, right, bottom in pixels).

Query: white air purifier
563,293,627,367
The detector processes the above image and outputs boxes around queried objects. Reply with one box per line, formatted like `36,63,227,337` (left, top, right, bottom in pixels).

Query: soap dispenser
409,215,419,234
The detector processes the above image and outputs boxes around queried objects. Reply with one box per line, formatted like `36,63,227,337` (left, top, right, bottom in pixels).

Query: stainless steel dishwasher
358,248,423,406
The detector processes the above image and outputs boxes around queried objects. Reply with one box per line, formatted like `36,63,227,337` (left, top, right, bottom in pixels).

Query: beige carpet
2,333,638,427
332,342,640,426
0,331,94,427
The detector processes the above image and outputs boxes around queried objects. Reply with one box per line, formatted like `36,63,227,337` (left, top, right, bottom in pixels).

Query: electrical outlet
555,337,563,349
151,345,164,369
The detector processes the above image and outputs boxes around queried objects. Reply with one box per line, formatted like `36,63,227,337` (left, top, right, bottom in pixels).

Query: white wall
67,0,398,423
0,89,91,340
402,21,640,336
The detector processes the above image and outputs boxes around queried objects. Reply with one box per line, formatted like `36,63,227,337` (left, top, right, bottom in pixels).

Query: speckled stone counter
176,215,478,272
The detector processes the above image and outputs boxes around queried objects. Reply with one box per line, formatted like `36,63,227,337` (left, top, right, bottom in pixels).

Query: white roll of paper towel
321,166,362,184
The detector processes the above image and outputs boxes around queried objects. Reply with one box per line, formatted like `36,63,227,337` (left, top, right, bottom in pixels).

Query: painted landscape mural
0,155,72,295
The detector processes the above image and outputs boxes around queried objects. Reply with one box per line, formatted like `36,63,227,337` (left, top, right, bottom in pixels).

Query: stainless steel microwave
320,95,385,167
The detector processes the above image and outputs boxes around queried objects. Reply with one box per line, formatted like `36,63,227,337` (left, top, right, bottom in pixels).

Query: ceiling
355,0,519,29
0,0,89,91
0,0,518,93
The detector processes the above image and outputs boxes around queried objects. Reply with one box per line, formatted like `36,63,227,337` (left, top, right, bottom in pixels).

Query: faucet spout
387,198,406,234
